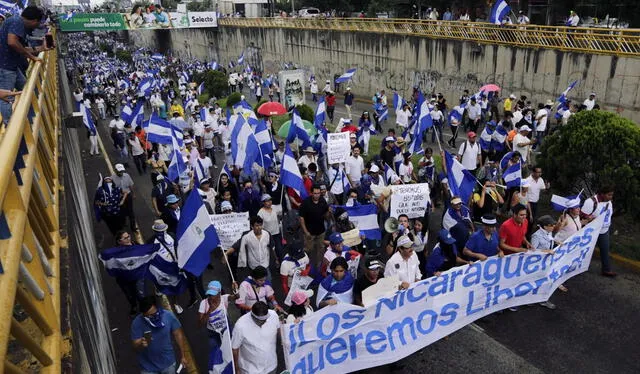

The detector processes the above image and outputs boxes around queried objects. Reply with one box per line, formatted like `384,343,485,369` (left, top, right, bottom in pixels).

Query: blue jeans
0,68,26,124
597,231,611,272
140,362,176,374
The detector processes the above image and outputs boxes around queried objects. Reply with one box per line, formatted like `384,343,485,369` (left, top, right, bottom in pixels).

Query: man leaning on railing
0,6,53,125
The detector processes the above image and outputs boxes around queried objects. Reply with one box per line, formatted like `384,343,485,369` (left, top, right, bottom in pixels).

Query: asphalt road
79,93,640,374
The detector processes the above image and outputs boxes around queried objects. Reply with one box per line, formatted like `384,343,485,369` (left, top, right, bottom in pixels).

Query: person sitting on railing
0,6,50,124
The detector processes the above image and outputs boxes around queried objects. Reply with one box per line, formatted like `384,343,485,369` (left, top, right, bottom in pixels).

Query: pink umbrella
480,84,501,92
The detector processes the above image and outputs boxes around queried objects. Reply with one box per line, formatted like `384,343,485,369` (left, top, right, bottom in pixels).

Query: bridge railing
218,17,640,57
0,43,61,373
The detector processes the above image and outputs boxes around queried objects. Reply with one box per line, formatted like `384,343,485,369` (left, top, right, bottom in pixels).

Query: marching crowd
60,27,618,374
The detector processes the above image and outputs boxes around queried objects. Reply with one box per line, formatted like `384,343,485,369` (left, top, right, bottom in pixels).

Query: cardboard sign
327,132,351,164
209,212,249,248
389,183,431,219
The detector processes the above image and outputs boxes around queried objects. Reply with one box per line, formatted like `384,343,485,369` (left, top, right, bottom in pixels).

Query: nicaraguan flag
63,10,74,21
118,79,130,90
557,80,579,104
551,193,582,211
121,104,133,123
180,71,189,82
254,119,273,169
80,104,97,135
503,162,522,189
489,0,511,25
98,244,158,282
219,163,235,185
147,113,184,146
147,254,187,295
342,169,351,193
393,92,406,113
237,52,244,65
177,192,220,276
281,144,308,198
499,151,515,171
207,309,234,374
286,109,312,148
444,150,476,205
129,101,145,128
138,78,153,96
210,61,218,70
449,105,464,124
418,98,433,131
335,68,357,83
384,163,399,184
491,124,508,152
197,82,205,95
233,99,253,113
314,96,326,129
151,53,164,61
338,204,381,240
479,125,493,151
378,107,389,122
167,126,187,182
314,127,328,156
231,115,260,171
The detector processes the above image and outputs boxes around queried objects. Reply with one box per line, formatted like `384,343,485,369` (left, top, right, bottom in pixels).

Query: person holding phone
131,296,188,374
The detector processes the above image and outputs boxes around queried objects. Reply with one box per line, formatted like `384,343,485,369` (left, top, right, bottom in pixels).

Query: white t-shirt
430,109,443,122
467,103,481,120
384,251,422,284
345,155,364,183
109,119,125,132
198,295,230,332
562,110,572,125
535,109,548,132
398,162,413,183
581,196,613,234
513,133,531,162
396,109,411,128
231,310,279,374
525,176,546,203
95,98,105,109
458,141,481,170
257,208,280,236
583,98,595,110
128,137,145,156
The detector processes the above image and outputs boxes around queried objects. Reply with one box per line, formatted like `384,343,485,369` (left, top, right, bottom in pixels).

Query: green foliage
201,71,229,100
216,98,227,109
115,50,132,63
197,94,210,105
187,0,213,11
538,110,640,218
254,99,268,114
226,92,243,108
295,104,314,122
366,0,394,17
270,115,289,133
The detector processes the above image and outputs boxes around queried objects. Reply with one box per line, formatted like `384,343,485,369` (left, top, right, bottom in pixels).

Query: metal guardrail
0,44,61,373
218,17,640,57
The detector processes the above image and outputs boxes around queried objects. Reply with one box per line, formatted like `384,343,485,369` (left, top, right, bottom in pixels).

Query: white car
298,7,321,18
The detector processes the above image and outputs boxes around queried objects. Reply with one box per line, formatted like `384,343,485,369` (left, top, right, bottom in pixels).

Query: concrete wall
131,27,640,122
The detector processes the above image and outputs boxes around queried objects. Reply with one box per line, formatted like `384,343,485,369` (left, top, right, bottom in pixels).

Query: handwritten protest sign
340,228,362,247
209,212,249,248
327,132,351,164
282,215,605,373
390,183,431,219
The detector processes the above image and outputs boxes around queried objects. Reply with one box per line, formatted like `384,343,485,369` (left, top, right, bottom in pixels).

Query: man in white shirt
524,166,548,220
583,93,596,110
231,302,279,374
567,10,580,26
237,216,275,272
457,132,481,172
517,11,530,24
466,97,482,133
384,235,422,290
513,125,535,164
95,96,106,119
109,114,126,150
297,147,318,169
581,185,615,277
395,103,412,131
127,132,147,175
345,146,365,187
561,104,576,125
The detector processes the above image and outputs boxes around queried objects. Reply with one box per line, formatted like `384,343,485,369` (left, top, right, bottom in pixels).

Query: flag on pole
280,144,308,199
286,109,312,148
237,52,244,65
503,162,522,189
489,0,511,25
314,96,326,129
254,119,273,169
98,244,158,282
121,103,133,123
550,193,582,211
443,150,476,205
230,115,260,171
337,204,382,240
129,101,145,128
197,82,205,95
393,92,406,113
167,126,187,182
146,254,187,295
138,77,153,96
177,192,220,276
80,103,97,134
557,80,579,104
384,163,399,184
335,68,357,83
147,114,184,146
151,53,164,61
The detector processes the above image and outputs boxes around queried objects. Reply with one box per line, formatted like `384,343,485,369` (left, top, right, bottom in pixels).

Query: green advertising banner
59,13,127,32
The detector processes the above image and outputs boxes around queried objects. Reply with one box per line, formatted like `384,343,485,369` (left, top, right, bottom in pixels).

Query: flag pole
220,248,237,284
433,126,444,153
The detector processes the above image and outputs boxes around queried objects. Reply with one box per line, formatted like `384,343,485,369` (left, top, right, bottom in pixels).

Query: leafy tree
200,70,229,100
295,103,314,122
538,110,640,218
187,0,213,11
115,50,132,63
226,92,243,108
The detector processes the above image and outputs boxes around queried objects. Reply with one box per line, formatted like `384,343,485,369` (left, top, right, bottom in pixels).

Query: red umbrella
257,101,287,116
480,84,501,92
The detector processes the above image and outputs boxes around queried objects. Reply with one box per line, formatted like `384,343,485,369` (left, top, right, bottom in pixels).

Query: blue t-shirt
131,310,181,372
464,230,499,257
0,16,27,71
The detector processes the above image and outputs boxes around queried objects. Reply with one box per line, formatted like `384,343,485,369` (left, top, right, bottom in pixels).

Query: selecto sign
188,12,218,28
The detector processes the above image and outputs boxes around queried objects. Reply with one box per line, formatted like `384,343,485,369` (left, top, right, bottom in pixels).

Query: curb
594,247,640,273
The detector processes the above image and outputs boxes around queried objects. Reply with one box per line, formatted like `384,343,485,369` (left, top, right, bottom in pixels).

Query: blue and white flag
207,310,234,374
557,80,579,104
444,150,476,205
281,144,308,198
342,169,351,193
314,96,326,129
254,119,273,169
210,61,218,70
489,0,511,25
129,101,145,128
197,82,205,95
237,52,244,65
138,77,153,96
230,116,260,171
147,114,184,146
335,68,357,83
378,107,389,122
80,103,97,135
503,162,522,189
118,79,130,90
180,71,189,82
499,151,515,171
338,204,382,240
146,254,187,295
62,10,75,21
167,126,187,182
233,99,253,113
177,192,220,276
384,163,399,184
121,103,133,123
479,125,493,151
151,53,164,61
286,109,312,148
98,244,158,282
551,193,582,211
449,105,464,124
393,92,406,113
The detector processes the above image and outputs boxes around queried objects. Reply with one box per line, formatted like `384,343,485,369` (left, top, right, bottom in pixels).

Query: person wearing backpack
581,185,616,277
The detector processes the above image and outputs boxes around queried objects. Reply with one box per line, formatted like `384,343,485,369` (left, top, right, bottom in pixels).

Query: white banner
210,212,249,249
327,132,351,165
283,215,605,373
389,183,431,219
279,69,306,108
188,11,218,28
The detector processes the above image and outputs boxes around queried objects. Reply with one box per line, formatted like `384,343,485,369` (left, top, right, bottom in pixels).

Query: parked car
299,7,321,18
